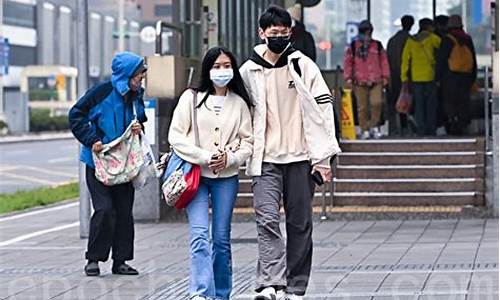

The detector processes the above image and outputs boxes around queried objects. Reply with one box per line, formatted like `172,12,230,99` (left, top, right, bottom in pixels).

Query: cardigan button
215,127,219,132
214,142,219,146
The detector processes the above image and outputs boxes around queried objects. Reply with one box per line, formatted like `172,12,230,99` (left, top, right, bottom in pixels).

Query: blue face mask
210,68,234,87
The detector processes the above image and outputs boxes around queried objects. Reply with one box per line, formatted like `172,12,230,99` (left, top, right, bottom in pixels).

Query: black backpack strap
291,58,301,77
376,41,383,54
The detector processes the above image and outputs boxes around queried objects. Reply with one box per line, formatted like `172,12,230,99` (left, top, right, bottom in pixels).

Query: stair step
336,151,484,165
340,138,483,152
334,164,484,179
331,192,483,206
235,192,331,207
238,179,332,193
333,178,483,192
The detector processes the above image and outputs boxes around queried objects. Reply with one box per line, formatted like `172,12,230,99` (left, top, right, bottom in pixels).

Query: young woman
168,47,253,300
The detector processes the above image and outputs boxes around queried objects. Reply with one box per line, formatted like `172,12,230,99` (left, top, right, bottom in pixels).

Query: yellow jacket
401,31,441,82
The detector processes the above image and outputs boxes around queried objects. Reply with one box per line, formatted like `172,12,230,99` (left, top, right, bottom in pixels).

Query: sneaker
370,127,383,139
254,286,277,300
84,261,100,276
360,130,371,140
191,296,208,300
283,293,304,300
276,289,286,300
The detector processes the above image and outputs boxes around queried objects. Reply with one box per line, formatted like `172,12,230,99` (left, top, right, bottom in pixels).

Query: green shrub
29,108,69,132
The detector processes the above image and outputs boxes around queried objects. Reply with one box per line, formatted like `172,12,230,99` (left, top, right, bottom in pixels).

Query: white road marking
24,165,78,178
0,221,79,247
0,172,58,185
47,157,75,164
0,202,78,223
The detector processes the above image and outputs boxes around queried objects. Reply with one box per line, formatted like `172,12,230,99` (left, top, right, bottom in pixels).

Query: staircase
235,138,485,209
332,138,485,206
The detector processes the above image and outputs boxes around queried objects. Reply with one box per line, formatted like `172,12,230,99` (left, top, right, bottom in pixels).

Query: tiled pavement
0,202,498,300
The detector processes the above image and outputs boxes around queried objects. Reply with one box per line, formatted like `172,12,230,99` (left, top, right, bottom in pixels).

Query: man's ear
258,28,266,41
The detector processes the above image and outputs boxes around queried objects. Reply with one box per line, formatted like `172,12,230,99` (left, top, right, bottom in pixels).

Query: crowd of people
67,5,480,300
344,14,477,138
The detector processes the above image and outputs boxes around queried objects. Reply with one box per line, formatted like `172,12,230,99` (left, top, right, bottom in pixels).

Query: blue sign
0,37,9,75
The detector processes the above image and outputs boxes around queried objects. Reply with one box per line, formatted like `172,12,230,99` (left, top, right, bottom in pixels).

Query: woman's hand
131,122,142,135
312,165,333,183
208,151,227,174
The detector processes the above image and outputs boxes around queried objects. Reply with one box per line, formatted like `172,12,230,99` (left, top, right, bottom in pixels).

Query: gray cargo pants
252,161,315,296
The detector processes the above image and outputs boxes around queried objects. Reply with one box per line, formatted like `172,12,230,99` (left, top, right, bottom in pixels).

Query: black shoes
84,261,100,276
111,262,139,275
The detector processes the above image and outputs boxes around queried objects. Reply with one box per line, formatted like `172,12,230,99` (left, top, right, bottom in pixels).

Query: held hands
131,122,142,135
312,165,333,183
92,141,104,153
208,150,227,174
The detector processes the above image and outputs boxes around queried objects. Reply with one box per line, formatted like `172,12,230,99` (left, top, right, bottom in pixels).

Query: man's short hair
259,5,292,30
419,18,433,30
434,15,449,27
401,15,414,31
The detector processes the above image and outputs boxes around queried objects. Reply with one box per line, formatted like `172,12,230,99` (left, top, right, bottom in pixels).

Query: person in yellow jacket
401,18,441,136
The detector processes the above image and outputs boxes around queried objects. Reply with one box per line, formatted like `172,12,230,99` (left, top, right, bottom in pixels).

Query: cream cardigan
168,89,253,178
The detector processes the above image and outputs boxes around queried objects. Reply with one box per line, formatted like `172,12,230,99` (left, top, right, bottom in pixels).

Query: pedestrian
343,20,390,139
434,14,451,135
386,15,414,135
436,15,477,135
239,6,341,300
287,4,317,62
401,18,441,136
68,52,147,276
168,46,253,300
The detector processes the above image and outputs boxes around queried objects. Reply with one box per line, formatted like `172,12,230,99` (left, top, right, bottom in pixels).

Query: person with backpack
239,6,341,300
343,20,390,139
287,4,317,62
436,15,477,135
401,18,441,136
68,52,147,277
168,46,253,300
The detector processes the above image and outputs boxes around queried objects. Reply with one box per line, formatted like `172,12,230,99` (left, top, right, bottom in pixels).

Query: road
0,139,79,194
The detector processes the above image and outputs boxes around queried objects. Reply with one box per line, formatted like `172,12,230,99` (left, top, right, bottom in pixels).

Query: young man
386,15,414,135
240,6,341,300
343,20,390,139
401,18,441,136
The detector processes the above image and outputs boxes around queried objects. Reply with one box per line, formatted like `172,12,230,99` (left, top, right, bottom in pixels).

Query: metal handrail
155,21,183,56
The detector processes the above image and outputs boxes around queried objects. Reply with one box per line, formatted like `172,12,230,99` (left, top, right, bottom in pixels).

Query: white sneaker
254,286,277,300
283,293,304,300
370,127,383,139
360,130,371,140
276,290,286,300
191,296,208,300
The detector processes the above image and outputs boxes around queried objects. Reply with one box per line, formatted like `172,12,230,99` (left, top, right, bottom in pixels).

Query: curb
0,132,73,144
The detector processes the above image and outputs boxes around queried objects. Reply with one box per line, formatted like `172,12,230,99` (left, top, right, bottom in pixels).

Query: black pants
85,166,135,262
442,74,473,135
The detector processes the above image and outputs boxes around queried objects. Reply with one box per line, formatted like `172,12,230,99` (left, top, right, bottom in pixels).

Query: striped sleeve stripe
315,94,335,104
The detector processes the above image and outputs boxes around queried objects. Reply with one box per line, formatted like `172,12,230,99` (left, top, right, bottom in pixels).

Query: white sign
140,26,156,44
346,22,359,45
144,99,156,145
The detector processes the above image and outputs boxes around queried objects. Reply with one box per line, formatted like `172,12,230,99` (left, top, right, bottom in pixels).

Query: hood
249,44,297,69
412,30,431,42
111,52,144,96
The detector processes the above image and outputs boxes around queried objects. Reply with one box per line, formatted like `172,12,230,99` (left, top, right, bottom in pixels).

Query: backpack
447,34,474,73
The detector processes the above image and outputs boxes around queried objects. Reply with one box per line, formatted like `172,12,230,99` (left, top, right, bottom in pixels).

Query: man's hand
208,151,227,174
383,78,389,87
92,141,103,153
131,122,142,135
344,79,353,90
312,165,333,183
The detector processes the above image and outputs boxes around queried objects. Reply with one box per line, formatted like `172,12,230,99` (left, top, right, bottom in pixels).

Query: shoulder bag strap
191,89,200,147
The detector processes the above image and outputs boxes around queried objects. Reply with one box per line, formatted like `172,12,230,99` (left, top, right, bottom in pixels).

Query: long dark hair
192,46,252,108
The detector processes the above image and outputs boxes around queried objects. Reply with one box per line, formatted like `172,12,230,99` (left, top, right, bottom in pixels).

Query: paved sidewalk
0,202,498,300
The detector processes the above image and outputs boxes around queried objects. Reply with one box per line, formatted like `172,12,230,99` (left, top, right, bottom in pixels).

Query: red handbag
396,83,413,114
174,164,201,209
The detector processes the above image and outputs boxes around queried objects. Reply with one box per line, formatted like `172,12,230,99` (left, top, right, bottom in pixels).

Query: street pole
462,0,467,31
76,0,91,239
118,0,125,52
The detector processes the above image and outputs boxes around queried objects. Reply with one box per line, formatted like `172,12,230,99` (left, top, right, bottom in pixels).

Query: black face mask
266,35,290,54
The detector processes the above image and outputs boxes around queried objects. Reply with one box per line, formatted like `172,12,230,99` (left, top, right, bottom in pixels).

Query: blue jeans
186,175,239,300
411,82,438,135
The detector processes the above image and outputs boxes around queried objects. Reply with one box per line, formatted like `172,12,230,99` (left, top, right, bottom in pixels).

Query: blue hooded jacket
69,52,147,168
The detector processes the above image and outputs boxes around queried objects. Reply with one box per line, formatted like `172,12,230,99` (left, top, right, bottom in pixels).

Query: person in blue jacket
69,52,147,277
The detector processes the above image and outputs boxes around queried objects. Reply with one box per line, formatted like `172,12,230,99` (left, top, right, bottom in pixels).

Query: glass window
10,45,36,66
3,1,36,28
155,4,172,17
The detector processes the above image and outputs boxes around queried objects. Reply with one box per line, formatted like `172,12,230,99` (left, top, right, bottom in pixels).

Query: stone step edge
231,205,466,214
236,192,480,197
340,138,478,144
